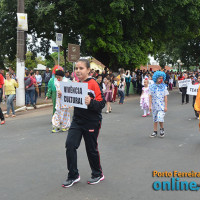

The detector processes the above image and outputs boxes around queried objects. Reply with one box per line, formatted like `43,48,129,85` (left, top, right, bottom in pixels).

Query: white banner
17,13,28,31
60,82,88,109
178,79,191,88
187,84,199,95
149,80,154,85
56,33,63,46
142,79,154,86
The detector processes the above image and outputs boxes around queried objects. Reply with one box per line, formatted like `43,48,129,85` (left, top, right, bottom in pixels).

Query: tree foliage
1,0,200,70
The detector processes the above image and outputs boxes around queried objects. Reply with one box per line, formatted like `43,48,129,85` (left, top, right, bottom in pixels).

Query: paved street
1,90,200,200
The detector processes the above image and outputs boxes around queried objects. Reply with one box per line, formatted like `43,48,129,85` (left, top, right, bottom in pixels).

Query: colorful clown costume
52,77,71,132
46,65,63,115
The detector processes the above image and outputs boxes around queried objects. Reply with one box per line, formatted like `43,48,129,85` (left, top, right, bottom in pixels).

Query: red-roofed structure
140,65,172,71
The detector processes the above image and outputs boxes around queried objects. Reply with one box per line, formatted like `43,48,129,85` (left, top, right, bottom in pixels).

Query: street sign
56,33,63,46
17,13,28,31
68,43,80,62
52,47,59,52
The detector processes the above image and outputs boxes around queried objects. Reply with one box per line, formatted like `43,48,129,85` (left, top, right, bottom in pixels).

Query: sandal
4,114,9,118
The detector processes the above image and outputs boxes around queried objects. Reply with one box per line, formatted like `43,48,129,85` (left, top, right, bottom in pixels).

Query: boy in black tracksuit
62,77,106,187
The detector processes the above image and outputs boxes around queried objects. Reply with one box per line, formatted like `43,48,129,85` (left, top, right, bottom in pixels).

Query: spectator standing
3,72,19,117
25,72,36,108
71,71,79,82
31,72,38,105
132,71,137,90
118,77,126,104
35,71,42,97
65,71,72,80
181,73,189,104
0,69,5,124
125,70,132,96
174,72,178,87
43,67,52,96
165,70,170,87
96,75,103,89
169,76,173,90
104,76,114,114
0,69,4,104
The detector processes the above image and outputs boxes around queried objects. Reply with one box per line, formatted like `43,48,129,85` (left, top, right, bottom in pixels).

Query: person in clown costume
149,71,169,138
46,65,60,115
46,66,71,133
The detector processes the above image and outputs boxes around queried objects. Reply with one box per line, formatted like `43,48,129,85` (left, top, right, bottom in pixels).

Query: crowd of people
0,65,200,124
1,61,200,189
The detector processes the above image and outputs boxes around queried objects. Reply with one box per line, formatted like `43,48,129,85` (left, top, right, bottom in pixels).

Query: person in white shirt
35,71,42,97
118,78,126,104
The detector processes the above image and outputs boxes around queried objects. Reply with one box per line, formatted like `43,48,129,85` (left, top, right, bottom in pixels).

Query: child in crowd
140,78,150,117
96,75,103,88
51,68,71,133
149,71,169,138
148,75,154,86
104,76,114,113
169,76,173,90
118,78,126,104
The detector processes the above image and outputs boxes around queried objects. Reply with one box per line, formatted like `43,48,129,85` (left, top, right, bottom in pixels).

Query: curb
2,103,53,115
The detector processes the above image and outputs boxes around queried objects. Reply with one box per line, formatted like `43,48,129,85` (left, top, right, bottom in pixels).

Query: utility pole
16,0,25,106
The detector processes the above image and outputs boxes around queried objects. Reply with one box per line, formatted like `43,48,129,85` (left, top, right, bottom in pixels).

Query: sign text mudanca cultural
60,82,88,109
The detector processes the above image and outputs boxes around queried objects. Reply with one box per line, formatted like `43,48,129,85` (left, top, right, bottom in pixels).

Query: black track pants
0,107,4,121
65,120,103,179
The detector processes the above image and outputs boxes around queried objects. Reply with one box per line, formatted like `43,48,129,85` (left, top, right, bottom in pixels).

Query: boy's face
157,77,163,84
97,76,102,83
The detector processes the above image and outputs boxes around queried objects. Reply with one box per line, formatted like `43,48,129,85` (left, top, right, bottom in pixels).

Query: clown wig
52,65,64,75
152,71,166,83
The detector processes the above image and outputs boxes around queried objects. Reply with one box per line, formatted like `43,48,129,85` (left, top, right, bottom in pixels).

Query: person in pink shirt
0,69,5,124
104,76,114,114
71,71,79,81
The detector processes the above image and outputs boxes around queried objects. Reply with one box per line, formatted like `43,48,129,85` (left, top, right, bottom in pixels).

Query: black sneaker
150,131,157,138
160,129,165,137
62,176,80,188
87,175,105,185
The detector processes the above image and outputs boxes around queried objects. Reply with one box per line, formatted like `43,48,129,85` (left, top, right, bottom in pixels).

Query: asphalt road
1,90,200,200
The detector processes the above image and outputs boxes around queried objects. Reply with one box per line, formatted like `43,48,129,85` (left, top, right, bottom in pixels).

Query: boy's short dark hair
96,74,102,79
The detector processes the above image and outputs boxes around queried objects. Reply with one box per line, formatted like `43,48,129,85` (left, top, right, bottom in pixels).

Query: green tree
0,0,17,68
25,51,46,70
2,0,200,71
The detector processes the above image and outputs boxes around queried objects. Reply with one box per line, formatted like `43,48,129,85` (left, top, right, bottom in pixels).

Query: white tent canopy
34,64,47,71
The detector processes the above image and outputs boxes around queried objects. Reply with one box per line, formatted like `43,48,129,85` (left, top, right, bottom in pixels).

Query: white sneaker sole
149,135,157,138
160,134,165,138
62,176,80,188
88,175,105,185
